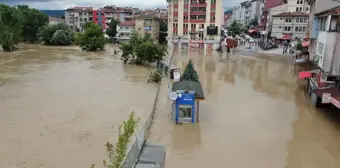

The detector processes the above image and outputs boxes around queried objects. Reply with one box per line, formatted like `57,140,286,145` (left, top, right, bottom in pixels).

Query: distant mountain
40,10,65,17
224,9,233,14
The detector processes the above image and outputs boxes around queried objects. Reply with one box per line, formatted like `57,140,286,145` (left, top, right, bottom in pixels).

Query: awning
302,41,310,47
299,71,311,79
248,29,258,33
280,34,291,40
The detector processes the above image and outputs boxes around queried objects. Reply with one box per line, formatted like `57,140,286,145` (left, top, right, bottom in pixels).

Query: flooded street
148,49,340,168
0,45,158,168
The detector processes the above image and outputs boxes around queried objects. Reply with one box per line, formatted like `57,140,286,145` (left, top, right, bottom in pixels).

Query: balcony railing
189,19,206,23
190,11,206,15
190,3,207,7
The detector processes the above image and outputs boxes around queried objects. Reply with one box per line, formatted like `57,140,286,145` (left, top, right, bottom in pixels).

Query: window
304,17,307,23
299,7,303,11
300,18,303,22
184,0,189,4
183,16,188,20
296,7,299,11
199,24,204,28
303,27,306,31
280,17,283,20
184,8,188,12
183,24,188,28
178,105,192,119
330,15,340,31
284,26,291,31
305,7,309,11
211,0,216,4
298,26,302,31
211,16,215,20
144,19,152,24
296,18,299,23
317,41,325,56
285,18,292,22
296,0,299,4
319,17,327,31
191,24,196,28
295,26,298,31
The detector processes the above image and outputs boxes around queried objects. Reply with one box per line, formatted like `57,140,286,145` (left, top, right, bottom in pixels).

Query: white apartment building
65,7,93,31
271,11,309,39
287,0,310,12
239,0,262,26
116,21,135,43
167,0,223,49
232,6,241,22
266,4,288,35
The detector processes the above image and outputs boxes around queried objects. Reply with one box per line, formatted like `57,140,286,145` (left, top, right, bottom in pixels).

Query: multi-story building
65,7,93,31
306,0,340,75
232,6,241,22
116,21,135,43
48,17,64,25
135,15,160,42
65,6,134,31
250,0,262,22
167,0,223,49
287,0,310,12
270,11,309,40
239,0,262,26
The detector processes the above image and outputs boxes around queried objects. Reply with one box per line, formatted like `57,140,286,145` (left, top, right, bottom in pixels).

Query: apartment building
270,11,309,39
116,21,135,43
65,7,93,31
287,0,310,12
232,6,241,22
167,0,223,49
65,6,134,31
307,0,340,75
135,15,160,42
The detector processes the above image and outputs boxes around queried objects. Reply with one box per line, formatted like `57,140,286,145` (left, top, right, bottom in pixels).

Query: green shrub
148,69,163,83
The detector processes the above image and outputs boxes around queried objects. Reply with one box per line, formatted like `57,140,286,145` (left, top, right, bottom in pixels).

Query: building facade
65,7,93,31
271,11,309,39
287,0,310,13
307,0,340,75
167,0,223,49
232,6,241,22
135,15,160,42
116,21,135,43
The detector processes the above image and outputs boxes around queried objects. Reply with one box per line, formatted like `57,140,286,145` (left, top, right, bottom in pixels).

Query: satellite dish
169,91,178,100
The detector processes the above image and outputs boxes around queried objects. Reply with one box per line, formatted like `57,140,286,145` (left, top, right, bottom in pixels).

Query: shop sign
330,97,340,109
190,40,204,44
322,93,331,104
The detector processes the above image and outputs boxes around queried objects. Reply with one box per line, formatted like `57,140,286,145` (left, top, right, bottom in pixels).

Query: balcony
190,11,206,15
190,3,207,7
190,19,205,23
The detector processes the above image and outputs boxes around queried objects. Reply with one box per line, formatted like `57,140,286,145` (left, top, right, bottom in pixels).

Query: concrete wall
120,83,161,168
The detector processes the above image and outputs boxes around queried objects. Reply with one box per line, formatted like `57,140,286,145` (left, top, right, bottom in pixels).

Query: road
147,48,340,168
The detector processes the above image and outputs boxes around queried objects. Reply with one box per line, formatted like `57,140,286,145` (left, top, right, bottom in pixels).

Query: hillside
40,10,65,17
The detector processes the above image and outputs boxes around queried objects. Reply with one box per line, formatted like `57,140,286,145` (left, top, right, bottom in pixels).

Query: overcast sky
1,0,242,9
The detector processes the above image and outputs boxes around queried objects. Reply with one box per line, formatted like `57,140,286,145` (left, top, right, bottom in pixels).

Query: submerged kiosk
170,80,205,124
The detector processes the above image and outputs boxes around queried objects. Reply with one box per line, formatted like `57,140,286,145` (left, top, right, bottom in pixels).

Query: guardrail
120,82,161,168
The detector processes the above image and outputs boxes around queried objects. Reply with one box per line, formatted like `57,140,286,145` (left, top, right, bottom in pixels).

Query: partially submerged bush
148,69,163,83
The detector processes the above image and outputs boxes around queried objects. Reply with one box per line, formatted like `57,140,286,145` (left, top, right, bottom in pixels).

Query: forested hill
40,10,65,17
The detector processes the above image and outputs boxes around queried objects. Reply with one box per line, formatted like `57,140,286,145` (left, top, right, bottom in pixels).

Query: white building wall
287,0,310,13
232,6,241,22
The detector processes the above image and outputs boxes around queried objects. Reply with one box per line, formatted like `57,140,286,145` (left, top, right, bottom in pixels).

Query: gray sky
1,0,242,9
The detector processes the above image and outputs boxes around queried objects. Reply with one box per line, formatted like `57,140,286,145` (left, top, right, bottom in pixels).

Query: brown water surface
0,44,158,168
148,49,340,168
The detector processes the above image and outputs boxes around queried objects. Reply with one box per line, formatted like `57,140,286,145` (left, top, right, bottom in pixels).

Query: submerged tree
77,22,106,51
180,60,199,82
105,19,119,40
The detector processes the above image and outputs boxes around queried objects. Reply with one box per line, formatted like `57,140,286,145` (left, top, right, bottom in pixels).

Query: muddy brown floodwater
148,49,340,168
0,44,158,168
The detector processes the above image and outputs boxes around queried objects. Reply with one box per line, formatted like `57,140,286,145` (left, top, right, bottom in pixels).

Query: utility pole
167,36,183,93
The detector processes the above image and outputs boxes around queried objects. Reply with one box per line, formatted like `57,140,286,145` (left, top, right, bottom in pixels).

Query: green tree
50,29,74,45
0,4,23,52
228,20,241,37
38,23,71,45
120,33,166,64
17,5,49,43
159,21,168,44
180,60,199,82
106,19,119,39
78,22,106,51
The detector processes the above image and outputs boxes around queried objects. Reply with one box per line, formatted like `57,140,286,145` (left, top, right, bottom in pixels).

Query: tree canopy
120,33,167,64
105,19,119,39
0,4,48,51
248,17,259,29
76,22,107,51
180,60,199,82
228,20,242,37
159,21,168,44
39,23,73,45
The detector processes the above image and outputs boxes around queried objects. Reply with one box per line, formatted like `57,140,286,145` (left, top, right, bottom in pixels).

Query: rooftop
315,6,340,16
273,11,309,17
172,80,205,99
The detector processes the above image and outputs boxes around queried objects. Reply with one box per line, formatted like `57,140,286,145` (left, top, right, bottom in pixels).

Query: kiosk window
178,105,192,118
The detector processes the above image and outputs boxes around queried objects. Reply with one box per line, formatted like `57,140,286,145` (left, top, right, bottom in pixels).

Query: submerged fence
120,82,161,168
